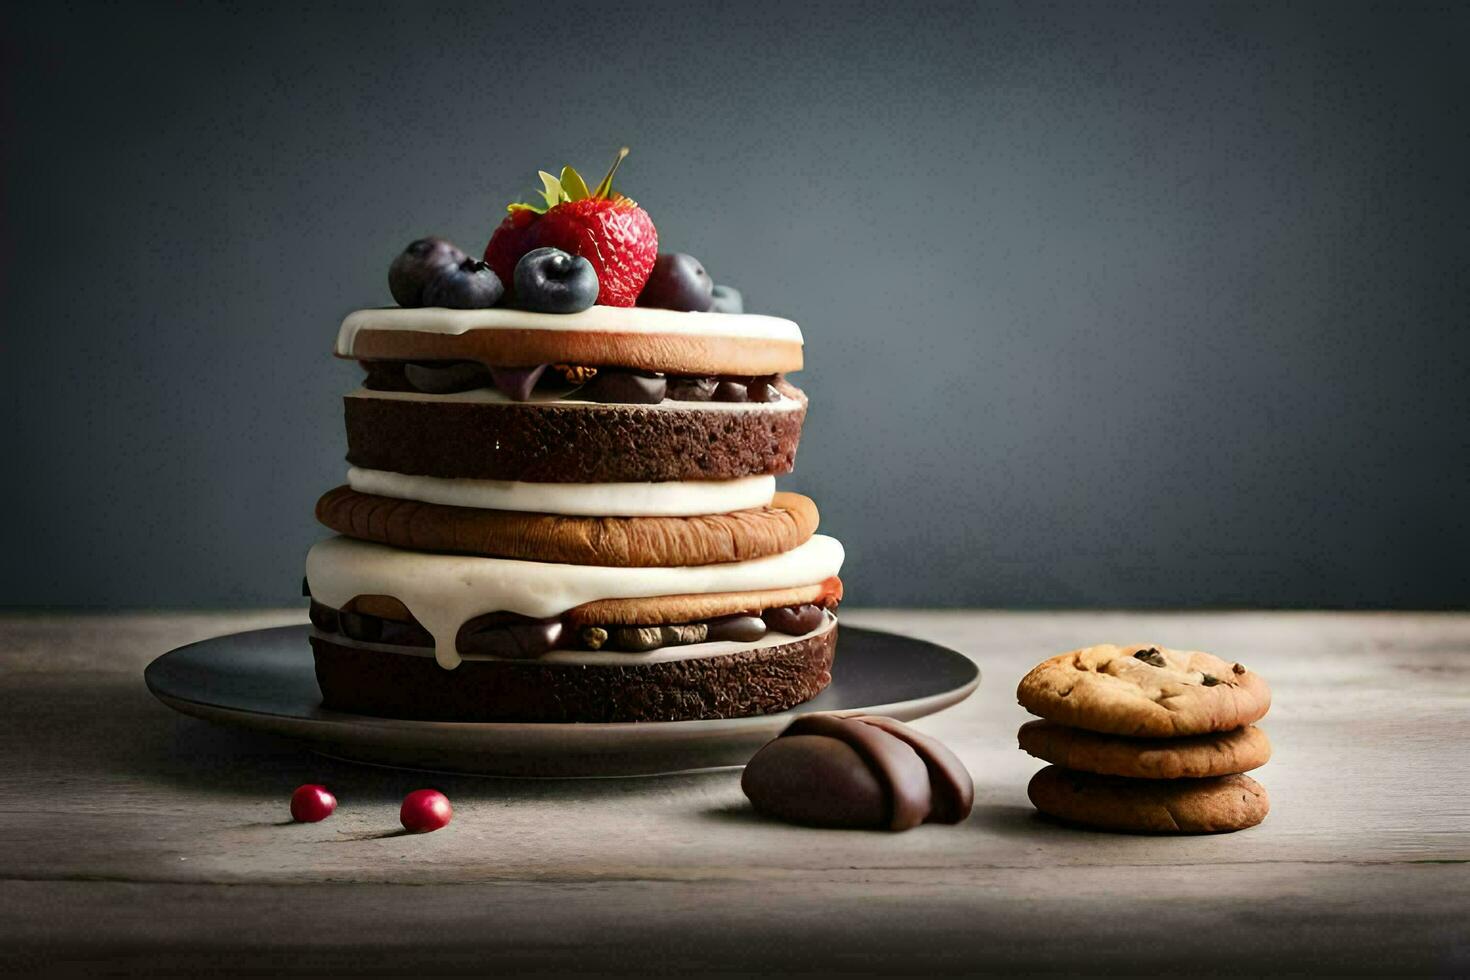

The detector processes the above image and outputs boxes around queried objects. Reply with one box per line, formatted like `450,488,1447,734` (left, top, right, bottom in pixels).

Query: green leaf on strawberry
509,148,634,214
537,171,563,207
560,166,591,202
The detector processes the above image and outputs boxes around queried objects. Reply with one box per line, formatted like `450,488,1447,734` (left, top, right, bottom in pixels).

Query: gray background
3,1,1466,609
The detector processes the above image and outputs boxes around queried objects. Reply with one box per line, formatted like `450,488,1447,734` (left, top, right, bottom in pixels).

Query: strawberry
483,208,539,300
484,148,658,308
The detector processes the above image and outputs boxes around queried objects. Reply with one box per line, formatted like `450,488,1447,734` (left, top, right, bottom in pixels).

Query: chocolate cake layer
315,486,820,565
310,625,837,722
343,388,807,482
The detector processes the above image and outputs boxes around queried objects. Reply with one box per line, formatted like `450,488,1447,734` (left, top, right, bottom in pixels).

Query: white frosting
337,306,803,356
344,385,803,413
347,467,776,517
304,534,845,670
312,611,836,667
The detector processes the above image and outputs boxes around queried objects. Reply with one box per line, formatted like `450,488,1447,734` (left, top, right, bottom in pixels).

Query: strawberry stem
592,147,630,199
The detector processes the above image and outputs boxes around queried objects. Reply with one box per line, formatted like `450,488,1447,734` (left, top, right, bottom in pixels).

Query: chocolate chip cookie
1027,765,1269,833
1018,719,1271,779
1016,644,1271,737
317,486,820,566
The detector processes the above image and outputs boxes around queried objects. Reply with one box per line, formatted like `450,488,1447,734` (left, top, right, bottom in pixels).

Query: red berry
484,149,659,308
399,789,452,833
289,784,336,823
529,198,658,307
483,208,539,301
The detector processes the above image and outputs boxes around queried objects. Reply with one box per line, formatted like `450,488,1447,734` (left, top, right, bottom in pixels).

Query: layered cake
302,150,845,722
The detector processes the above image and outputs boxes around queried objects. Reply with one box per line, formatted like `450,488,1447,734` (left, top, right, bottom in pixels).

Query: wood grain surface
1,610,1466,976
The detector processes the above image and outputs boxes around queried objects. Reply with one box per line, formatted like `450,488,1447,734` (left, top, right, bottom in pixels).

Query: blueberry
637,253,714,312
513,247,599,313
389,237,466,307
710,284,743,314
421,257,505,309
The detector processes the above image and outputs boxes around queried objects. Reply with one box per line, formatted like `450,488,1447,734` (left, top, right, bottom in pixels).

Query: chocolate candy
667,377,717,402
577,369,667,404
378,617,433,648
706,614,767,642
742,714,974,831
360,360,414,391
747,376,781,403
457,615,563,659
338,610,382,642
487,365,547,401
712,379,749,402
404,360,493,394
307,600,339,633
762,604,825,636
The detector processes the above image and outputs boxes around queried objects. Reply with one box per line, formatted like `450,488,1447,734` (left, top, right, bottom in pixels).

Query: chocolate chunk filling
361,359,790,407
712,379,748,402
747,376,782,403
578,369,667,404
667,377,717,401
488,365,547,401
706,614,767,642
405,361,493,394
763,604,825,636
305,595,831,657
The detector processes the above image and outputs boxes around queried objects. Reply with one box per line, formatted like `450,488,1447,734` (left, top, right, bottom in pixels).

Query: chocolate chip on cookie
1018,720,1271,779
1027,765,1269,834
1016,643,1271,737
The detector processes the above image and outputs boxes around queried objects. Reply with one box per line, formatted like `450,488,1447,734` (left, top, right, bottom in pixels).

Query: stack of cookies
1016,644,1272,834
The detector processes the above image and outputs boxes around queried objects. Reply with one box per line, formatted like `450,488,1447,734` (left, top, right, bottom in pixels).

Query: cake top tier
352,148,803,377
336,306,803,376
338,306,802,351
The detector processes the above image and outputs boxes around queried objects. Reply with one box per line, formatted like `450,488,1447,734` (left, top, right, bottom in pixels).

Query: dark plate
145,624,979,777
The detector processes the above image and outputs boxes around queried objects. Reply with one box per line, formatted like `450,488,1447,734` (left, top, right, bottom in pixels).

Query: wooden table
1,610,1466,975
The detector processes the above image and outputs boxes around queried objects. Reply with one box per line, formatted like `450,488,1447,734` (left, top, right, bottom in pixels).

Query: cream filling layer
312,611,837,667
344,386,802,413
304,534,845,670
347,466,777,517
337,306,803,356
